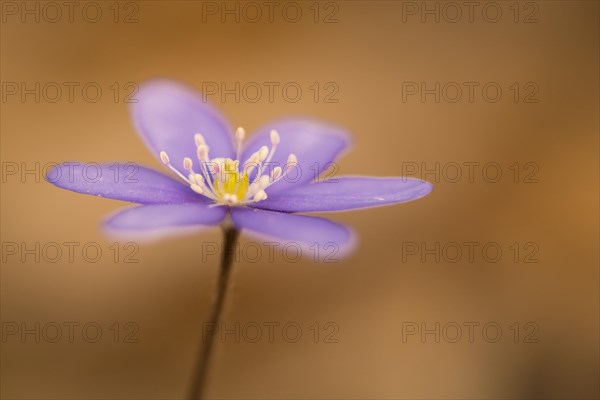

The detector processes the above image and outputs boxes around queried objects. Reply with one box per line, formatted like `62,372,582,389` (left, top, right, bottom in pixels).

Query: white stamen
194,133,205,147
253,190,267,202
242,152,260,176
201,163,218,195
263,131,280,168
271,166,282,181
183,157,193,172
195,146,218,197
191,184,204,195
189,173,204,187
246,152,259,166
258,146,269,161
287,154,298,171
160,151,170,165
234,127,245,160
235,127,245,141
267,154,297,188
258,175,270,188
197,145,209,162
158,150,193,184
270,129,280,145
251,145,272,184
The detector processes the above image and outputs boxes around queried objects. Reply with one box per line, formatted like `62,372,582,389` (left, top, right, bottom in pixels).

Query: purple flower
48,79,432,256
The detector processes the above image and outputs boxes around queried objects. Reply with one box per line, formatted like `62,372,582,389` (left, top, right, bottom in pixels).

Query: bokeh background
1,1,598,398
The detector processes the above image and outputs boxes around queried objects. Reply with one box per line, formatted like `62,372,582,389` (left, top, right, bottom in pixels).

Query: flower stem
188,225,239,400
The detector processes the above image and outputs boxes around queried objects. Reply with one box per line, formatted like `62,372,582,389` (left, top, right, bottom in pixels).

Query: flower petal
254,177,433,212
46,162,203,204
231,207,355,260
241,118,351,195
104,203,225,241
131,79,235,174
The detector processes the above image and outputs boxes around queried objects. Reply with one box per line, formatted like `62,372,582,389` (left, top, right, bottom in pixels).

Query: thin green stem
188,225,239,400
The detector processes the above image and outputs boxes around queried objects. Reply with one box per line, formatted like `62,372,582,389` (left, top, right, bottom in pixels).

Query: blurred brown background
1,1,598,399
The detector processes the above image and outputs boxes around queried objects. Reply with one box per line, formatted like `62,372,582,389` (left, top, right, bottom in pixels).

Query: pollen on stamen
248,152,260,165
183,157,194,171
194,133,205,147
235,127,245,141
190,173,204,186
253,190,267,202
271,166,282,181
159,151,170,165
190,184,204,194
258,175,270,188
258,146,269,161
270,129,280,145
286,154,298,172
197,145,209,162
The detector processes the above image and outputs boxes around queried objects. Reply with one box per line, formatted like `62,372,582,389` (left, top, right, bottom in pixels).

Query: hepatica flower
48,79,433,398
48,79,432,257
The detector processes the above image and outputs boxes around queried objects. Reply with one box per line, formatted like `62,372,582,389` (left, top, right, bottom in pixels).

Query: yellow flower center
213,159,250,204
